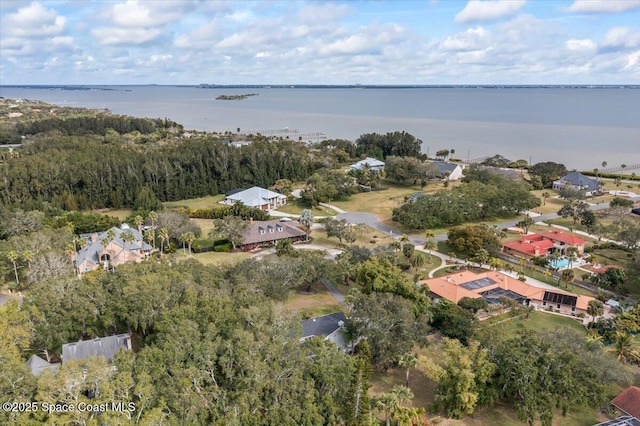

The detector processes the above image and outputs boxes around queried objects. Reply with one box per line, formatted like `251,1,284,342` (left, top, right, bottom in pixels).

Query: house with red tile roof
421,270,595,317
611,386,640,420
502,230,586,259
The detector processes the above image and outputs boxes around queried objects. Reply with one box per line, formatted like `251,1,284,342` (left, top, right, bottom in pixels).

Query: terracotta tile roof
612,386,640,419
592,264,623,274
421,270,594,311
503,240,553,256
542,230,586,246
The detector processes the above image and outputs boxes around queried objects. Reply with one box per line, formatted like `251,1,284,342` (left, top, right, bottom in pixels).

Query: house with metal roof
62,333,132,364
74,224,154,276
350,157,385,172
552,172,600,196
221,186,287,210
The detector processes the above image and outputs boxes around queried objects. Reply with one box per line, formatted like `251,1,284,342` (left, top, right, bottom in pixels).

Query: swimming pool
549,258,570,269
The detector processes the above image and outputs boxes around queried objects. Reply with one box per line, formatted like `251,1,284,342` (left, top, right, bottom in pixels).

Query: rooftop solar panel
543,291,578,307
461,277,497,290
593,416,640,426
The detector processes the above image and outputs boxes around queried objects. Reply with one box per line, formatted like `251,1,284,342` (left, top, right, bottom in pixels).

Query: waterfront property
421,270,595,318
239,219,307,251
74,224,154,276
552,172,600,196
429,161,465,181
221,186,287,210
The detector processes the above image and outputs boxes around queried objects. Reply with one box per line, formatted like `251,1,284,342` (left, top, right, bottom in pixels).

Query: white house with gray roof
74,224,154,276
552,172,600,196
350,157,385,172
221,186,287,210
429,161,465,181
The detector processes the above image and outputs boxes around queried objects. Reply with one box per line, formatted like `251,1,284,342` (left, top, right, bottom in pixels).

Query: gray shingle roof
26,354,59,375
302,312,347,338
62,333,132,364
559,172,600,191
76,225,153,266
430,161,460,175
224,186,286,208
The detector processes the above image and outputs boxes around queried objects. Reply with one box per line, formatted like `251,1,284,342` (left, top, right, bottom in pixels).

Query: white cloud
297,3,351,23
601,27,640,49
566,0,640,13
441,27,490,51
566,38,596,51
92,27,162,46
455,0,527,23
2,2,66,38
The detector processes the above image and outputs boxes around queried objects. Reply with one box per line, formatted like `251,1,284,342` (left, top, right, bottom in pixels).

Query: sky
1,0,639,85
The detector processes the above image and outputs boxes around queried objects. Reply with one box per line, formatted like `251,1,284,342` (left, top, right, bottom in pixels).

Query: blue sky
1,0,639,84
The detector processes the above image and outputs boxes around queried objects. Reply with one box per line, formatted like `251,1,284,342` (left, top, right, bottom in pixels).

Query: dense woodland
1,103,639,425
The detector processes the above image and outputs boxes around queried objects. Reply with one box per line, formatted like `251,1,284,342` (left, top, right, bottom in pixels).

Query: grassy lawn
276,200,336,216
594,247,634,268
283,281,345,319
479,310,587,337
329,180,423,222
191,218,214,236
310,226,396,250
163,194,225,210
94,208,132,220
432,266,459,278
191,250,252,266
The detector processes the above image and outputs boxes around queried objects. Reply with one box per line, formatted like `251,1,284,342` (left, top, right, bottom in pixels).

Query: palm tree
611,332,640,364
5,250,20,287
587,300,604,323
561,269,575,288
541,191,550,205
183,232,196,256
391,385,414,406
399,234,410,251
20,249,34,269
158,227,169,255
121,231,136,247
375,393,398,426
565,246,578,270
410,252,427,268
148,211,158,229
144,228,156,250
586,330,604,349
134,215,144,233
398,353,418,387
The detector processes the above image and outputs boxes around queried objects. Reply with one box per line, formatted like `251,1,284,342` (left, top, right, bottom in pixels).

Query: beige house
74,224,154,276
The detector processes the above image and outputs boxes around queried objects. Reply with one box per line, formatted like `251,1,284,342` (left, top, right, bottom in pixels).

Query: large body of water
1,85,638,171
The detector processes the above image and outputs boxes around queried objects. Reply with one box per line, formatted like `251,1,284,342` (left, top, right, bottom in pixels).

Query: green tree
209,216,248,250
299,209,313,242
587,300,604,323
418,338,496,419
398,353,418,387
516,216,534,234
133,186,162,212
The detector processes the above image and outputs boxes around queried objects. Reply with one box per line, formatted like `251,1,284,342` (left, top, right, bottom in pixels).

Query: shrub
214,243,231,252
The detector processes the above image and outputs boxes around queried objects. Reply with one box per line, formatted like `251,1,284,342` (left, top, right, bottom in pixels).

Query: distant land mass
1,84,638,90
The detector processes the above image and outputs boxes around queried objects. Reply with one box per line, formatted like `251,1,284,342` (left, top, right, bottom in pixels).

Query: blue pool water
549,258,570,269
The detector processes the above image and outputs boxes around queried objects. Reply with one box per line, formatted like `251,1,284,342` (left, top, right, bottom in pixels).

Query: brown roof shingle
612,386,640,419
242,220,307,246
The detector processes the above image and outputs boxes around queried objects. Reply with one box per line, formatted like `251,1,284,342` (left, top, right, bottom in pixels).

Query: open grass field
479,310,587,337
283,281,345,319
276,200,336,217
163,194,225,210
310,225,396,250
191,250,252,266
95,208,132,220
